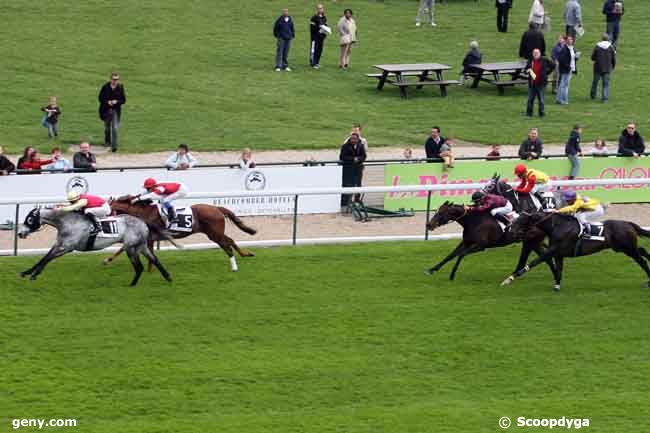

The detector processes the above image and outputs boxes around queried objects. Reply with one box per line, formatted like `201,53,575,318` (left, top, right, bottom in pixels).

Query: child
403,145,413,160
590,138,609,156
239,148,256,169
41,96,61,138
486,144,501,160
439,137,455,170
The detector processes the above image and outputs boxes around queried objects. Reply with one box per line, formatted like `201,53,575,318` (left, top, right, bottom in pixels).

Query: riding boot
88,214,101,235
495,213,511,227
166,206,177,223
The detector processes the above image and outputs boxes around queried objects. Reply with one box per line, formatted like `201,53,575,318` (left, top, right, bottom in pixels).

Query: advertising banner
385,157,650,210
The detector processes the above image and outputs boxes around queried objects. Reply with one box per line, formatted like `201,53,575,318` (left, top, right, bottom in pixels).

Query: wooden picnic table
468,61,529,95
369,63,460,99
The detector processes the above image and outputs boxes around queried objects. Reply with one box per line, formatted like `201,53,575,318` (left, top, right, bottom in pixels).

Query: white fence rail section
2,177,650,256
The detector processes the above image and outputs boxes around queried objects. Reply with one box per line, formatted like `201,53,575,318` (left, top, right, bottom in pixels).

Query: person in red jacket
18,150,53,172
135,178,189,222
514,163,551,210
60,191,110,234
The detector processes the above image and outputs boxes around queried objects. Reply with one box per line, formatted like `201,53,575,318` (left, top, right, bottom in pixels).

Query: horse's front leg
20,245,59,278
103,246,125,265
502,245,558,286
24,245,68,280
425,241,466,275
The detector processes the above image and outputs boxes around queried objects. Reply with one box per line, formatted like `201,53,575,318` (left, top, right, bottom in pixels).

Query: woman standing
528,0,545,30
337,9,357,69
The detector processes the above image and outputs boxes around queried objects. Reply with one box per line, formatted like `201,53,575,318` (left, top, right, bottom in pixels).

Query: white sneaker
275,68,281,72
285,67,292,72
431,22,437,27
415,22,421,27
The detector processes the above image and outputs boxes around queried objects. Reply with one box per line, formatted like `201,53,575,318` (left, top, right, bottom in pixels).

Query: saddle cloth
167,207,194,232
98,217,120,238
578,222,605,241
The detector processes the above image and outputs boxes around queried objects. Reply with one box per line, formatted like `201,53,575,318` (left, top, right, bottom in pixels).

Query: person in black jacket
339,133,366,206
460,41,482,83
603,0,624,47
98,72,126,152
618,122,645,157
519,22,546,60
556,35,578,105
424,127,445,161
309,4,328,69
525,49,554,117
590,33,616,102
495,0,513,33
565,124,583,179
273,8,295,71
73,142,97,172
519,128,544,160
0,145,15,175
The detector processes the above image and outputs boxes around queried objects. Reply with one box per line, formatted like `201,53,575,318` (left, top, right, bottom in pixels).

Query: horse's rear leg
449,255,464,281
624,248,650,288
232,242,255,258
126,247,144,286
141,246,172,282
426,241,465,275
206,231,238,272
147,238,155,272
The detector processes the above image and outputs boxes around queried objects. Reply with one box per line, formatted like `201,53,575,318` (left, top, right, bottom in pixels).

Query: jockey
60,191,110,234
556,190,604,235
467,191,513,226
136,178,188,222
514,164,550,210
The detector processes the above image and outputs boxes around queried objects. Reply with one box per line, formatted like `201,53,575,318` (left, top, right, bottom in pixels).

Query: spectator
98,72,126,152
564,0,583,38
550,34,566,94
525,48,554,118
424,127,445,161
73,142,97,171
337,9,357,70
528,0,545,30
18,150,53,172
590,138,609,156
309,4,329,69
403,145,413,160
16,146,35,169
44,147,72,171
166,144,197,170
603,0,624,47
460,41,482,83
590,33,616,103
565,124,583,179
486,144,501,160
519,128,544,160
339,132,366,206
495,0,512,33
618,122,645,158
556,35,578,105
416,0,436,27
239,148,256,169
0,145,15,175
273,8,295,72
41,96,61,139
439,137,455,170
519,22,546,60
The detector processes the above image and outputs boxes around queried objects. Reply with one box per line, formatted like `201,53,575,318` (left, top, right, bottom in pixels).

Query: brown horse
106,196,256,271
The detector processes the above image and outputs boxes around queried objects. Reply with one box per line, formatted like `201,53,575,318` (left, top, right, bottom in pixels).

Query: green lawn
2,241,650,432
1,0,648,153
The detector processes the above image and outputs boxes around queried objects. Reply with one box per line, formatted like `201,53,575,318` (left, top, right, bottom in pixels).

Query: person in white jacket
165,144,197,170
529,0,545,29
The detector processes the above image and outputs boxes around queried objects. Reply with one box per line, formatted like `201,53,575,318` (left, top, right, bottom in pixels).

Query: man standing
98,72,126,152
525,49,554,117
309,4,329,69
274,8,295,72
424,127,445,161
416,0,436,27
339,133,366,206
519,22,546,59
563,0,582,38
590,33,616,102
495,0,512,33
603,0,624,47
556,35,578,105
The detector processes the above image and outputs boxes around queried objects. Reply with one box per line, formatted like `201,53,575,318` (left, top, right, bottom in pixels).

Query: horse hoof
30,275,37,281
19,272,28,278
553,284,561,292
424,269,433,276
501,276,514,286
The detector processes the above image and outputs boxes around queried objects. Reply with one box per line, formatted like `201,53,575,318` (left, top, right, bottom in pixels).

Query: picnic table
468,61,529,95
368,63,460,99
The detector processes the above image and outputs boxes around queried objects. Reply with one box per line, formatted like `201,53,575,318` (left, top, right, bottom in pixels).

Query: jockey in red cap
514,164,551,210
135,178,188,223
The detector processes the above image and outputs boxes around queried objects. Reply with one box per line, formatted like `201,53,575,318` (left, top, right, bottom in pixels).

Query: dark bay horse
502,211,650,290
107,196,257,272
425,201,557,281
482,173,561,213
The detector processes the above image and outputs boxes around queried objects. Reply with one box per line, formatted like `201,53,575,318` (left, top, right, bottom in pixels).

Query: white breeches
576,205,605,225
162,185,189,205
84,203,111,218
531,183,549,194
490,201,513,216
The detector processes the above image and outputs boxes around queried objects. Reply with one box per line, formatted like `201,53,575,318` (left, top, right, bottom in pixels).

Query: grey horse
18,207,172,286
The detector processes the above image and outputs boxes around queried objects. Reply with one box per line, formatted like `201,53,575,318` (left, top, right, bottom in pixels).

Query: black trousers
496,6,510,32
341,166,363,206
310,36,325,66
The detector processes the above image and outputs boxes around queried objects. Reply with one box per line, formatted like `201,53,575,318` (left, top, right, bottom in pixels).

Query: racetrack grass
2,241,650,432
1,0,648,153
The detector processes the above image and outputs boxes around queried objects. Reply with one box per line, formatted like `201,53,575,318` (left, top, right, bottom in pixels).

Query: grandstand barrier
2,177,650,257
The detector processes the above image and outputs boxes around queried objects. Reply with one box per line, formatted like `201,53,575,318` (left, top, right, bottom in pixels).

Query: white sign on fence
0,166,342,221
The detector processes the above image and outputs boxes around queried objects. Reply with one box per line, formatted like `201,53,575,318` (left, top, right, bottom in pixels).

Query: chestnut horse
106,196,256,271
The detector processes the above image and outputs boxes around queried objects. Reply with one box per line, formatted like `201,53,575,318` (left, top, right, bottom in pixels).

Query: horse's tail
219,207,257,235
631,223,650,239
149,224,183,249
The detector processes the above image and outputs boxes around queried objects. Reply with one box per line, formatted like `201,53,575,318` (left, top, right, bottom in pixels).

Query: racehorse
482,173,560,213
107,196,256,272
425,201,557,281
501,211,650,290
17,207,172,286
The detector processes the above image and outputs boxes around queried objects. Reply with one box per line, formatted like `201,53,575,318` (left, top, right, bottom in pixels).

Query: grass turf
2,241,650,432
1,0,647,154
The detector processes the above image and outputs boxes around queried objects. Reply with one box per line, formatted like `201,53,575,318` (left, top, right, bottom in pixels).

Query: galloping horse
425,201,557,281
107,197,256,271
502,211,650,290
18,207,172,286
482,173,561,213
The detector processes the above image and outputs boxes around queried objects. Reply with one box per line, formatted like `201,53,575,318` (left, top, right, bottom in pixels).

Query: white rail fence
2,178,650,256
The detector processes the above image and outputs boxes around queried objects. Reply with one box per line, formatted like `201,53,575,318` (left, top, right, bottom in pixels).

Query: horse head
427,201,466,231
18,208,41,238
